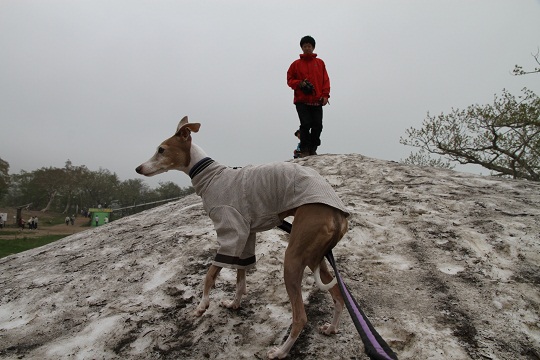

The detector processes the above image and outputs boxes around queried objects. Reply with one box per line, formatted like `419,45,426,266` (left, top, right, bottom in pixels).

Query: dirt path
0,216,91,239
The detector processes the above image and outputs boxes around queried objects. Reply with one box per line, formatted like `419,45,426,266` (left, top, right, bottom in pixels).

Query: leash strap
278,220,398,360
325,251,398,360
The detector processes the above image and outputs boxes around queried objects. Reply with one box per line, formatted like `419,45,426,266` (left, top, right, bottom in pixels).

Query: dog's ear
177,116,189,132
176,116,201,141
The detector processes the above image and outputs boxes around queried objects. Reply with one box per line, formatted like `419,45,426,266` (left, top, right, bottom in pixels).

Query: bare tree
401,149,455,169
33,167,67,212
400,88,540,181
513,48,540,76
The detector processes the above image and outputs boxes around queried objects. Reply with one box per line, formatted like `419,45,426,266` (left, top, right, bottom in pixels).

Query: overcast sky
1,0,539,188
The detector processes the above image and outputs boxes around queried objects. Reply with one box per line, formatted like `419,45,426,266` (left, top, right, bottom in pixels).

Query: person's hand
321,97,328,106
300,79,314,94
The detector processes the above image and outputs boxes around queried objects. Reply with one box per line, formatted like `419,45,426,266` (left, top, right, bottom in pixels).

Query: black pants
295,103,323,153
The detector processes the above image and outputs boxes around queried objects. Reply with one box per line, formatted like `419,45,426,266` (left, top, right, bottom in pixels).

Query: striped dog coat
190,158,350,269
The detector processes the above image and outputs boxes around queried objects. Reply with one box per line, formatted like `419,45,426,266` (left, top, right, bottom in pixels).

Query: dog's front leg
221,268,247,310
195,264,222,316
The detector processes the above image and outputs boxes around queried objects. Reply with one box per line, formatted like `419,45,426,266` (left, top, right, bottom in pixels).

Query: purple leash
278,221,398,360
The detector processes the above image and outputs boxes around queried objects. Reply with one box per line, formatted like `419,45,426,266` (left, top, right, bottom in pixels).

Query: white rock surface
1,154,539,359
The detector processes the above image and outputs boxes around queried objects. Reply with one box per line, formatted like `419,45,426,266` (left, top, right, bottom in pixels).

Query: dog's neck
183,143,209,175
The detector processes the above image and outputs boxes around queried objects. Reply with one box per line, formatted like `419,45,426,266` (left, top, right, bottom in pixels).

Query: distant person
18,218,25,230
33,216,38,229
293,129,302,159
287,35,330,158
28,217,34,230
94,215,99,227
104,217,108,225
70,215,75,225
65,216,70,226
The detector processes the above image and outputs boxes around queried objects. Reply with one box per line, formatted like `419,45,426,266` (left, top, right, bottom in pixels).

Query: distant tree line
0,159,194,215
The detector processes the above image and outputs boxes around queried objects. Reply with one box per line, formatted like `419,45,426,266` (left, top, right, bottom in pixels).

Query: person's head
300,35,315,54
294,130,300,139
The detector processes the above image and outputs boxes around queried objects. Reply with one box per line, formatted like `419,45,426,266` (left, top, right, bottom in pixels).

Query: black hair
300,35,316,48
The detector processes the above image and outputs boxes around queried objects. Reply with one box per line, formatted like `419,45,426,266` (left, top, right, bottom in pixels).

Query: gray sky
1,0,539,188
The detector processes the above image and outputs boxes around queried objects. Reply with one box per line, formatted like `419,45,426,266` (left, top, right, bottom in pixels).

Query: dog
136,116,349,359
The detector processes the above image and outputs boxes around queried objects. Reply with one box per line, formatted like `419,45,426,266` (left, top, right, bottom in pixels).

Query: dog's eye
158,147,165,154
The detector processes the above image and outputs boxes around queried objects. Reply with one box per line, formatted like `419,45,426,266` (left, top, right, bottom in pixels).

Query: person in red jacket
287,35,330,157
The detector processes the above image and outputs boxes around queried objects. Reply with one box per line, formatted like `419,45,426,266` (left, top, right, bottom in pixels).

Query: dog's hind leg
270,204,347,358
221,268,247,310
195,264,222,316
317,259,344,335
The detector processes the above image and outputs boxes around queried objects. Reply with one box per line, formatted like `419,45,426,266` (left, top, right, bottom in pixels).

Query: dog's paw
319,323,339,335
267,347,287,359
220,299,241,310
194,301,209,317
194,307,207,317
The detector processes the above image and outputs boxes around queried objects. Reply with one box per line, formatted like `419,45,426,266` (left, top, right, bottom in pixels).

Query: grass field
0,207,91,259
0,234,67,258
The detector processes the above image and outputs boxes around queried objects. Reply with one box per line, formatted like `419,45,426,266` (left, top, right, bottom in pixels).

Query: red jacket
287,53,330,104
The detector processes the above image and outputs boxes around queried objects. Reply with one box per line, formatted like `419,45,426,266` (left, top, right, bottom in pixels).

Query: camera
301,80,314,95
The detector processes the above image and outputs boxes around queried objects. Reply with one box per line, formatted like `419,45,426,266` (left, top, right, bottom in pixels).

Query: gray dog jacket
190,158,350,270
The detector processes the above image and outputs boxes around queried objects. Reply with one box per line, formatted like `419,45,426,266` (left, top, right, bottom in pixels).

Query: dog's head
136,116,201,176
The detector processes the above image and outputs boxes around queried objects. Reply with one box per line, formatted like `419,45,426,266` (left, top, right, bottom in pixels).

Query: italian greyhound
136,116,349,359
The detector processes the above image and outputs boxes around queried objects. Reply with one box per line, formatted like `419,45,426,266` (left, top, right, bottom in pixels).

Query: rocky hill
1,154,539,359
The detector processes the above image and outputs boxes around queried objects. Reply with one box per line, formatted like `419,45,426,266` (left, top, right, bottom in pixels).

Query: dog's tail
313,265,337,291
